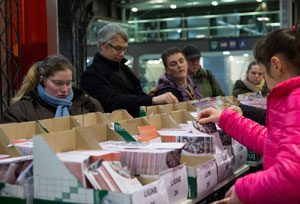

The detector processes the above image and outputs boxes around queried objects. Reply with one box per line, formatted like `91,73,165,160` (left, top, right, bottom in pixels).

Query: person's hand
228,105,243,115
152,92,179,104
198,107,221,123
224,185,244,204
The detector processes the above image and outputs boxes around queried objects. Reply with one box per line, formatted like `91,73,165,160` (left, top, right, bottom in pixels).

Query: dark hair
247,61,257,72
161,47,184,67
254,20,300,75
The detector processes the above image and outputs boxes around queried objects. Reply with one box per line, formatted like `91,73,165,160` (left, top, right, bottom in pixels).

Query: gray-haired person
80,24,178,117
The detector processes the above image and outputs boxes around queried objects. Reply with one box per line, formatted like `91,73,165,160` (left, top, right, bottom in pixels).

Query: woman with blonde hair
1,54,103,123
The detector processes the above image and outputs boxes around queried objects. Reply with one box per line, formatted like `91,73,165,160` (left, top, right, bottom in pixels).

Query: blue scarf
37,84,73,117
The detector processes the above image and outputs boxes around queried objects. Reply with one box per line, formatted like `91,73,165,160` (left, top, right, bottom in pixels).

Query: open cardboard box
33,129,171,204
115,117,151,138
181,155,217,200
145,113,179,130
38,116,81,132
167,110,194,125
140,105,167,116
173,102,197,112
0,123,35,203
77,112,110,127
110,109,134,123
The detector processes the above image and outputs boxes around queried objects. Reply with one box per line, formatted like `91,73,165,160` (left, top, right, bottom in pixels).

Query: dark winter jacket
232,80,270,98
0,87,103,123
80,52,152,117
191,68,225,98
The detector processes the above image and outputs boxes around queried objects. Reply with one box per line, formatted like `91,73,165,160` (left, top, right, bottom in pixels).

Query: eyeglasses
48,78,72,87
108,43,128,53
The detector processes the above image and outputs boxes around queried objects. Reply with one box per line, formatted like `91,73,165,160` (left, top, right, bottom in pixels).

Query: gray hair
97,24,128,49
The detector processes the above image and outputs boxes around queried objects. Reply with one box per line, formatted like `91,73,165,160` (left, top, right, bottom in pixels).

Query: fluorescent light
212,1,219,6
177,29,182,33
243,53,249,57
129,38,135,42
131,7,138,12
257,17,270,21
125,60,131,65
196,34,205,38
223,51,230,55
170,4,177,9
256,0,262,2
147,60,161,65
87,59,90,63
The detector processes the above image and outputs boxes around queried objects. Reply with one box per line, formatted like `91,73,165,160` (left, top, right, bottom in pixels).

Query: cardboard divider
38,116,81,132
110,109,134,123
145,113,179,130
167,110,194,124
75,123,125,144
116,118,150,136
140,105,167,116
173,101,197,112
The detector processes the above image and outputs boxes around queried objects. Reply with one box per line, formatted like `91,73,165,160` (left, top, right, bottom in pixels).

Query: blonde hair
11,54,73,104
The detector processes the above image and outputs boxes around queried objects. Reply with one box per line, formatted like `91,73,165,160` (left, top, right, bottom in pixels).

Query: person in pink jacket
198,21,300,204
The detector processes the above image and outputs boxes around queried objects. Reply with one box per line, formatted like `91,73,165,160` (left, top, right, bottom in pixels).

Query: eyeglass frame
46,78,73,87
108,43,128,53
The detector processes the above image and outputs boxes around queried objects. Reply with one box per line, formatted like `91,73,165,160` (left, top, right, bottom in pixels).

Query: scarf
243,78,265,93
37,84,73,117
158,73,202,101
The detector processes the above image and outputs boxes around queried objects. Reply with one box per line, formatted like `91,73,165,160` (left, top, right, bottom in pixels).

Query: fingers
198,107,221,123
228,105,243,115
166,92,179,104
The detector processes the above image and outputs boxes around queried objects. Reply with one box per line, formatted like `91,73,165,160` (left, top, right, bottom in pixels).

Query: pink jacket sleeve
219,109,267,155
219,109,300,204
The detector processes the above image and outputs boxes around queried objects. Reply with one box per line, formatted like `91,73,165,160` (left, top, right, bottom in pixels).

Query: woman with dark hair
155,47,202,102
198,21,300,204
232,61,270,98
1,54,103,123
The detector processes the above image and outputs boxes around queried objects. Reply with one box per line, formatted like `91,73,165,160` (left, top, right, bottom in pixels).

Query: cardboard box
167,110,194,125
140,105,167,116
38,116,81,132
181,156,217,200
0,126,32,203
159,163,188,204
145,114,179,130
231,141,248,171
78,112,110,127
173,102,197,112
110,109,134,123
33,130,170,204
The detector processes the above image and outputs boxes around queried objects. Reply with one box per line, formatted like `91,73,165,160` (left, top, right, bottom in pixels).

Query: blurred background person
182,44,224,98
1,54,103,123
232,61,270,98
155,47,202,102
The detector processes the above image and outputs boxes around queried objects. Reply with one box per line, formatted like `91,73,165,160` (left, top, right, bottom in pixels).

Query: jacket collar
92,52,127,75
268,76,300,98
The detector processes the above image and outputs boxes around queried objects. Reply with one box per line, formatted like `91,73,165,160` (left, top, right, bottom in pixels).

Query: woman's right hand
152,92,179,105
198,107,222,123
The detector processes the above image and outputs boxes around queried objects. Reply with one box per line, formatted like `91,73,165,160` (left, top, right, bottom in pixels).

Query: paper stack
99,141,184,175
56,150,119,187
84,160,143,194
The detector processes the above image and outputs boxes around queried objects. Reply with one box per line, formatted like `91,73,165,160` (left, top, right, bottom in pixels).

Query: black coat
0,88,104,123
80,53,152,117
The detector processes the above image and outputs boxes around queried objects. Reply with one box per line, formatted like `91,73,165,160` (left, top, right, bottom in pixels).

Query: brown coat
0,88,104,123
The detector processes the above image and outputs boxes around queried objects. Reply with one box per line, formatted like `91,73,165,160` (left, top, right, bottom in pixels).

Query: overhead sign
209,39,248,51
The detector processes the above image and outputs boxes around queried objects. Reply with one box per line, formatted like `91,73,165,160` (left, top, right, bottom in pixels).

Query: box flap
168,110,194,124
0,128,23,157
174,102,197,112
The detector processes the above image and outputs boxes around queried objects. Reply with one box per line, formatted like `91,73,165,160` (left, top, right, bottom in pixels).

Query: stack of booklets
0,155,33,184
13,139,33,155
84,160,143,194
239,98,267,109
56,150,119,187
192,96,238,110
99,141,184,175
